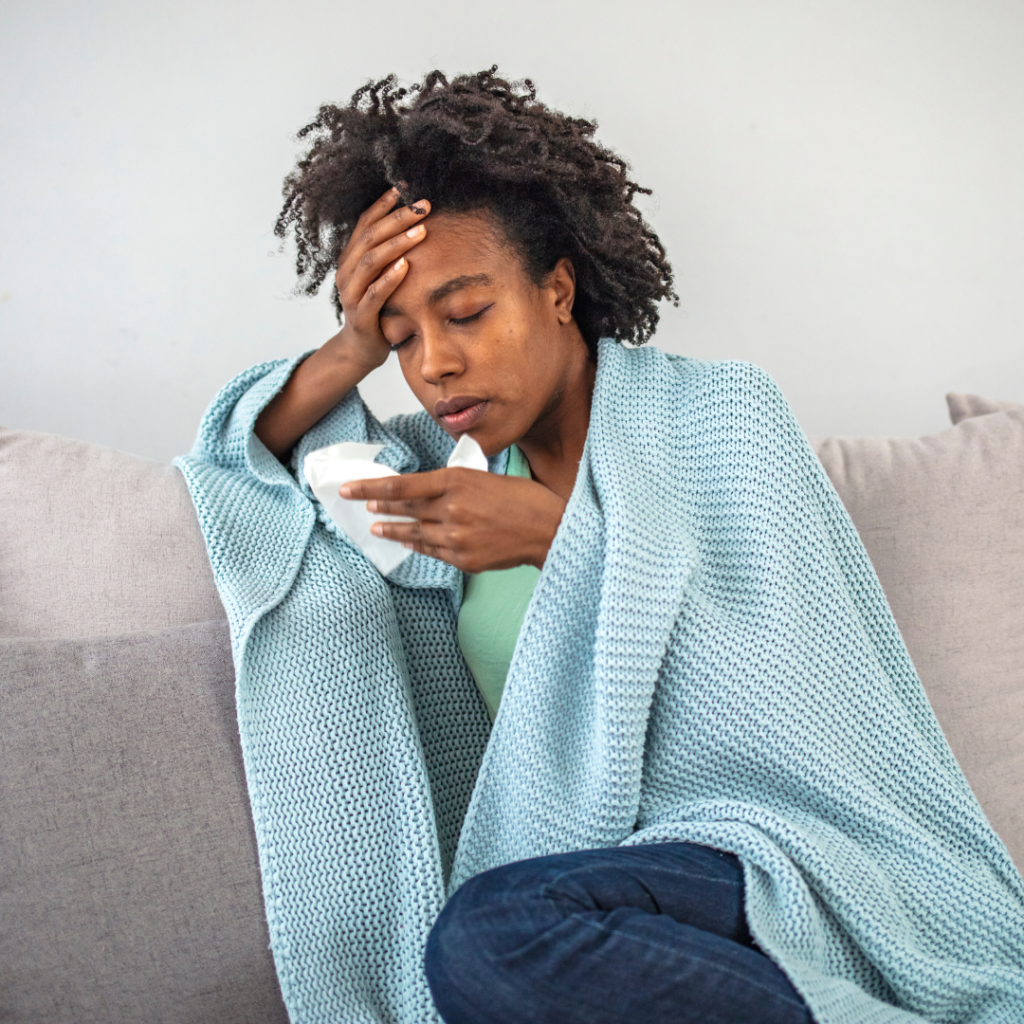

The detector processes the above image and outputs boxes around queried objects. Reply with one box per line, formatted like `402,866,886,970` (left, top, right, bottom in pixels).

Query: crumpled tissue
303,434,489,575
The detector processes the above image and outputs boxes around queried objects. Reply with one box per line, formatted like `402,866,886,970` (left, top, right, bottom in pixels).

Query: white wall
1,0,1022,462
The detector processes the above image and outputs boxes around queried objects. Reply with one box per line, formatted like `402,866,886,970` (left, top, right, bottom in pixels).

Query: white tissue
303,435,489,575
446,433,489,473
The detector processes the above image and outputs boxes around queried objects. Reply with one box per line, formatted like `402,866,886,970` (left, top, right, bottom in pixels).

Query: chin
475,428,520,460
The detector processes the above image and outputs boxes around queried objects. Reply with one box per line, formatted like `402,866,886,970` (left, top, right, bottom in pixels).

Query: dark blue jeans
425,843,812,1024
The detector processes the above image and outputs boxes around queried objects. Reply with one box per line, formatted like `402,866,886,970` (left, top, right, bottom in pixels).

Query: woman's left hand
339,469,567,573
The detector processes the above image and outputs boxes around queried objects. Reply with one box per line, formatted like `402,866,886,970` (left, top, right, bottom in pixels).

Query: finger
369,518,447,546
340,469,448,502
350,188,402,237
365,494,421,517
340,198,431,282
396,535,452,563
364,492,450,519
373,519,456,566
401,539,451,563
341,189,402,269
348,222,427,307
358,254,410,315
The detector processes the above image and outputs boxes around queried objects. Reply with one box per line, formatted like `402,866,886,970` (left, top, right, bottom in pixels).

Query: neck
515,341,597,502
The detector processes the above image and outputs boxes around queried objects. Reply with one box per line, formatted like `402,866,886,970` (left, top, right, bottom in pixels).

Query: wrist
254,330,387,460
526,493,566,569
322,328,390,376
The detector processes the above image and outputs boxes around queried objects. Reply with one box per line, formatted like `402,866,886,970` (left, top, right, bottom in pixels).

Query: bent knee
424,877,500,1022
424,870,507,983
425,863,558,1011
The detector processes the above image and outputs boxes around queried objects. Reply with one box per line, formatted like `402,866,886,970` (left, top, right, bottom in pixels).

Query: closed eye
450,304,493,326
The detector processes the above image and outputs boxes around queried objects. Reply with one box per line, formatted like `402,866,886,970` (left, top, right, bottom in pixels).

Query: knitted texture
176,340,1024,1024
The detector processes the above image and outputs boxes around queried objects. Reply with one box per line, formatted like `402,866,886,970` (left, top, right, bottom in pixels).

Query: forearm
254,332,384,459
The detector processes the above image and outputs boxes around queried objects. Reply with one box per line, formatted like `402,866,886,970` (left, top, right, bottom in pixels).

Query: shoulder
661,355,826,505
680,357,811,471
662,350,787,410
600,338,781,397
599,341,797,443
609,347,843,538
612,345,822,502
679,357,798,443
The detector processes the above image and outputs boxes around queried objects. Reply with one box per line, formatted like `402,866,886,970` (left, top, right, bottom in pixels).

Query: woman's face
378,210,589,457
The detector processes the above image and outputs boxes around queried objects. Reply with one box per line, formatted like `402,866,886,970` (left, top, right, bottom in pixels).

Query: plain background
1,0,1022,463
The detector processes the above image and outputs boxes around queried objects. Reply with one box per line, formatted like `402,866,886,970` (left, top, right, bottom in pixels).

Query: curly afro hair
275,67,677,355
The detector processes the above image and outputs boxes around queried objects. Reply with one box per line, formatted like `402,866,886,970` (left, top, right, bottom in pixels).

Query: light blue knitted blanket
176,340,1024,1024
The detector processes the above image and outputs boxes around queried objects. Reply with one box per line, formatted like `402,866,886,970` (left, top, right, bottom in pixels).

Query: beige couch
1,393,1022,1024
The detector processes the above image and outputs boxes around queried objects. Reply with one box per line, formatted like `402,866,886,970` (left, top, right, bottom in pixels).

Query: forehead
390,211,525,304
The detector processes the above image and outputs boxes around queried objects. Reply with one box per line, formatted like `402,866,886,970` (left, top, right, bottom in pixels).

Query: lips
435,396,489,433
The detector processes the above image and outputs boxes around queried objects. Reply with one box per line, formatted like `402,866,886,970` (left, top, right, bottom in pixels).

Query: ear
545,257,576,324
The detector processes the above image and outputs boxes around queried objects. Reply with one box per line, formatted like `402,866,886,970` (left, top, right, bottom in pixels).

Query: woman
177,69,1024,1024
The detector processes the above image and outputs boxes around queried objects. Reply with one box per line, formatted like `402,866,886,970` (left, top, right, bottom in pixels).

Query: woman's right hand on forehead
254,189,429,460
334,188,430,369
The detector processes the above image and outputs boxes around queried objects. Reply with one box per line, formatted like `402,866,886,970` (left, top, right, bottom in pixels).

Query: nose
418,327,464,385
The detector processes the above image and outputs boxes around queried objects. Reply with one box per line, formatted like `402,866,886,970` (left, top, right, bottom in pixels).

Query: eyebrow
379,273,492,318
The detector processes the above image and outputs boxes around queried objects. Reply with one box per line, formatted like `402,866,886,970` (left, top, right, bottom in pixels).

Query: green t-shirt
456,445,541,721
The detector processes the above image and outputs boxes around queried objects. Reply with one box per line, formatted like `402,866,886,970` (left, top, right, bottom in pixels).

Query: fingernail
406,224,425,238
366,500,379,512
410,200,430,214
370,522,383,536
401,542,413,550
394,257,405,271
339,485,352,498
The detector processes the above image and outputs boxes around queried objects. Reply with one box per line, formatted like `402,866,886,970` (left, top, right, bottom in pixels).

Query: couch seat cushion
0,620,287,1024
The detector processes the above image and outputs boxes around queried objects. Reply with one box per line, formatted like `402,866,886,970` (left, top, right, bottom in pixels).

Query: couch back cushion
0,428,224,638
0,620,287,1024
813,404,1024,870
946,391,1024,425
